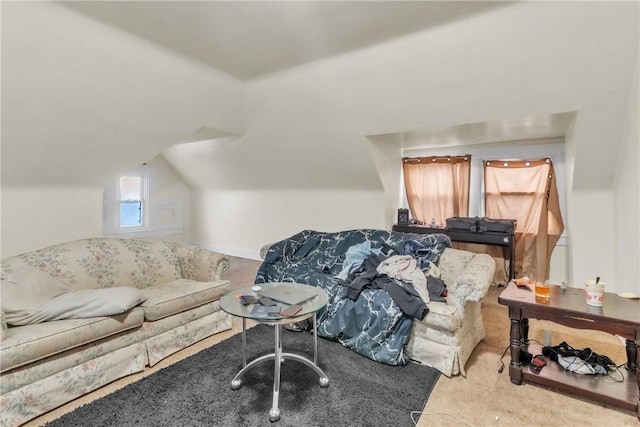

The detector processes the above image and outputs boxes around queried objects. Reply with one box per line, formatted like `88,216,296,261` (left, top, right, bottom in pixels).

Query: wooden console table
392,223,515,280
498,282,640,419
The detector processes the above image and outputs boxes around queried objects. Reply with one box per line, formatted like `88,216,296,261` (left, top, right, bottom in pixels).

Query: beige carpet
28,256,638,426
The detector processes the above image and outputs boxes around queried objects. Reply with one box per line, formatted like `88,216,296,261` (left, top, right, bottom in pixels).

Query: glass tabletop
219,282,328,322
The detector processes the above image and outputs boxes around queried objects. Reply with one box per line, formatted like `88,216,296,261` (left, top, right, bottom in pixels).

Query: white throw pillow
1,266,147,326
1,266,71,313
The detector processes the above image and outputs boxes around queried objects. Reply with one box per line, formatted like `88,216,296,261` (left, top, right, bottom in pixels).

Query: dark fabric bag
446,216,515,234
477,217,516,234
445,217,480,232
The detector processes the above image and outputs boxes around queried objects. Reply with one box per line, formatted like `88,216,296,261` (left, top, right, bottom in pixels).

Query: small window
119,176,144,228
103,164,183,238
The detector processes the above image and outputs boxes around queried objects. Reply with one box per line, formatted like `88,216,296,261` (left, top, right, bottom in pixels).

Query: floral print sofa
0,238,232,427
258,229,496,377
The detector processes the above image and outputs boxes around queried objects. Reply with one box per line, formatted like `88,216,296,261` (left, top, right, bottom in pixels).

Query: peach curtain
402,155,471,225
483,158,564,281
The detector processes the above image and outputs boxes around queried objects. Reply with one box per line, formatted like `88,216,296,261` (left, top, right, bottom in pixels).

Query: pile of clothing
335,239,448,321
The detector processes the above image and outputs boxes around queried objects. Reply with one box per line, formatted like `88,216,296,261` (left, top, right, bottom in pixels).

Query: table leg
313,312,318,365
626,338,638,372
230,320,330,422
269,324,282,422
242,318,247,369
231,319,248,390
506,244,514,281
508,308,524,385
628,336,640,420
311,314,329,387
521,318,529,343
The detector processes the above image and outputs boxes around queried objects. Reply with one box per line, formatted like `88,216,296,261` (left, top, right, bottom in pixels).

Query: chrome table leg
269,324,282,422
230,319,330,422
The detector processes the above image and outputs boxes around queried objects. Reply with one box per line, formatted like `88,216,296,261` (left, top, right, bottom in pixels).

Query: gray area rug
46,324,439,427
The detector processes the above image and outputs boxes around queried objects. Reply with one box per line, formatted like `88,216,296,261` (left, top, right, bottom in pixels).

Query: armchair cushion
423,302,460,331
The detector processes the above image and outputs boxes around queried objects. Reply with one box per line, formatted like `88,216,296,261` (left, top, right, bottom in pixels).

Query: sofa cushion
0,308,144,372
140,279,230,321
1,326,148,394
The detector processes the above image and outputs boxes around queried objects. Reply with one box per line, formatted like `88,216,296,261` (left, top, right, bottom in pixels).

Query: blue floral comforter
255,229,450,365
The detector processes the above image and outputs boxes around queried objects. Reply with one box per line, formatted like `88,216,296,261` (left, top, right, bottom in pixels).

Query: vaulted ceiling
62,1,508,81
2,1,637,192
61,1,572,151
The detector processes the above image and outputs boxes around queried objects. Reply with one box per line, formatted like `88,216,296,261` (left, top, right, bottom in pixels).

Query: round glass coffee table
219,282,329,422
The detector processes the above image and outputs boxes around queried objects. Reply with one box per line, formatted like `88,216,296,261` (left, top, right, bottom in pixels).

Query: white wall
566,190,616,290
367,136,404,229
1,2,242,256
1,187,103,258
191,189,385,259
145,154,193,243
613,59,640,296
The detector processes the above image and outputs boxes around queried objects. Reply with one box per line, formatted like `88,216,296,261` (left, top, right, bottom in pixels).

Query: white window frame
103,165,184,238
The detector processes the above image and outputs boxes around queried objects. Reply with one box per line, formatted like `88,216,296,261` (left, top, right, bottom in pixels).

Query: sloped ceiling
2,1,638,193
1,1,244,188
1,1,511,189
61,1,508,81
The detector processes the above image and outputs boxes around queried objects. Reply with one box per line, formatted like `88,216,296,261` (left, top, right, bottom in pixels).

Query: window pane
120,202,142,227
120,176,142,201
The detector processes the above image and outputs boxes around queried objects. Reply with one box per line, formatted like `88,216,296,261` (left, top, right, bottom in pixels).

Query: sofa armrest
447,253,496,309
172,243,230,282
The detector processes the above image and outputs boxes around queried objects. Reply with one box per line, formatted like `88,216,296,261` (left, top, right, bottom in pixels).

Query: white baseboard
193,242,262,260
